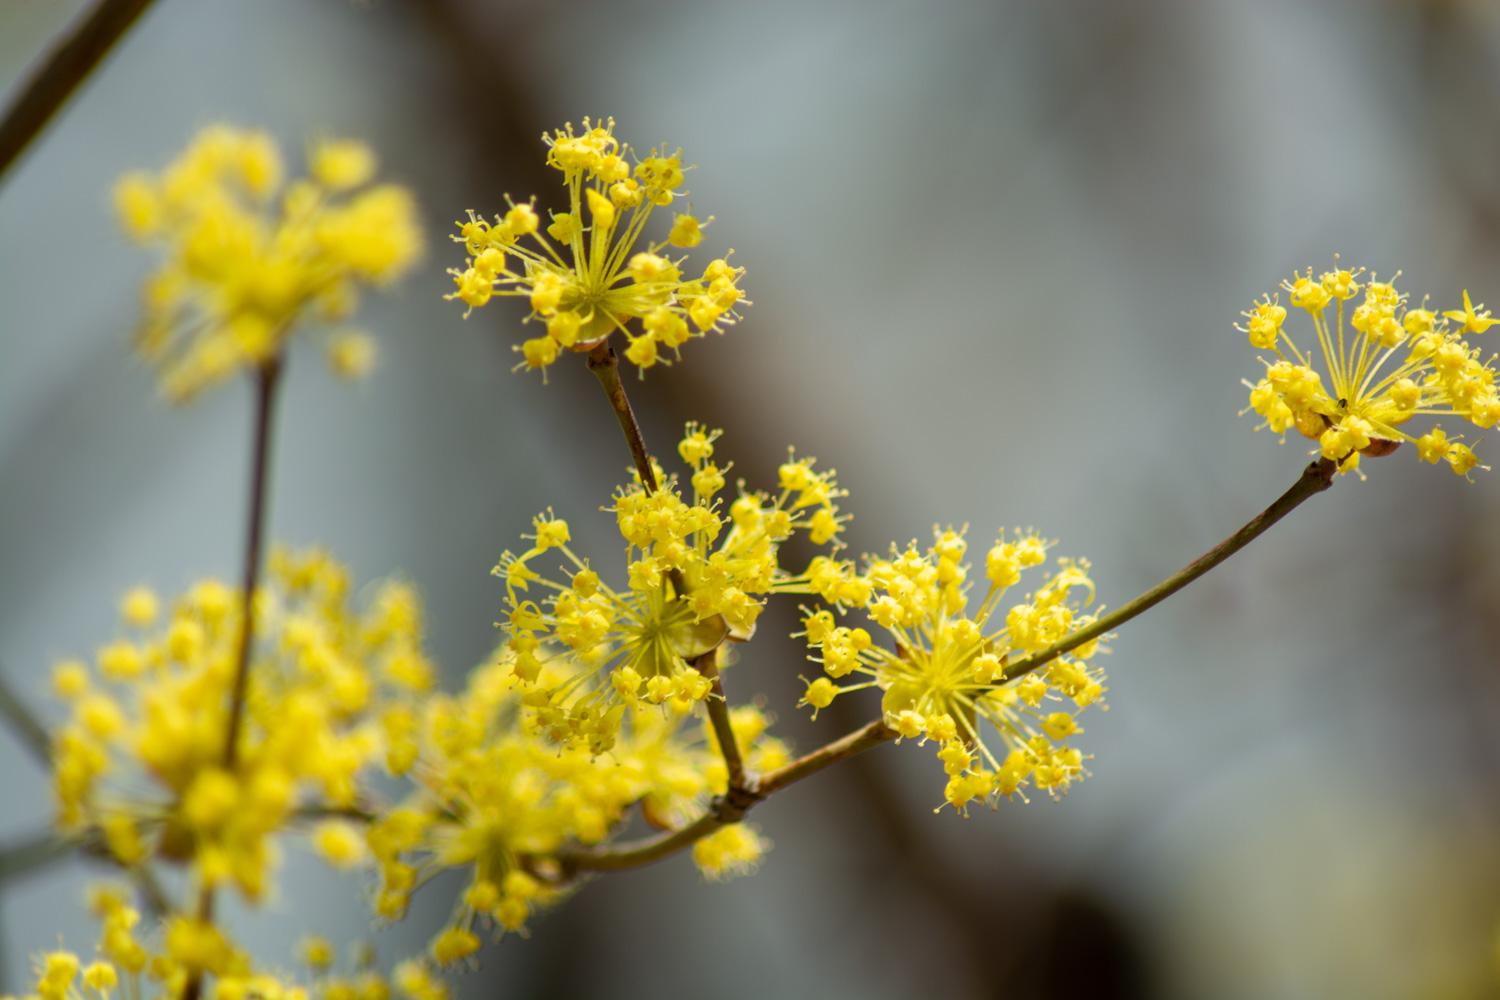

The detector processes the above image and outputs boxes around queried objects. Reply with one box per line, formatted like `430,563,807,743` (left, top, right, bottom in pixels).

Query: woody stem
184,356,283,1000
693,649,753,816
558,719,895,874
1001,456,1338,684
587,342,658,493
0,0,158,184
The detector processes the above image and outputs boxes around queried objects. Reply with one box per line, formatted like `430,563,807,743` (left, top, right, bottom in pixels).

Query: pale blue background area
4,1,1500,998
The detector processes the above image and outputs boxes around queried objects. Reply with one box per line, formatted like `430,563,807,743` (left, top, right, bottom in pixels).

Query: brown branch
221,358,283,768
694,648,758,820
0,662,53,769
186,357,284,1000
0,0,158,185
1001,456,1338,684
292,803,378,824
559,718,895,874
0,831,81,882
587,343,658,493
559,812,722,874
0,827,169,918
755,718,897,796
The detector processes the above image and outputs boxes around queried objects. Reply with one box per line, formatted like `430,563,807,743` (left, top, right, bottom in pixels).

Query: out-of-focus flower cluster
795,528,1107,811
7,890,397,1000
1242,264,1499,476
366,647,787,971
47,545,792,985
446,119,747,375
51,547,432,907
495,423,846,750
115,126,422,401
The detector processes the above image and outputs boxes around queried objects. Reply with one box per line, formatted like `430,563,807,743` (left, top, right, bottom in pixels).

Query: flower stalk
187,355,284,1000
1001,455,1338,684
558,718,896,875
222,357,284,767
0,0,158,184
693,649,755,814
587,342,660,493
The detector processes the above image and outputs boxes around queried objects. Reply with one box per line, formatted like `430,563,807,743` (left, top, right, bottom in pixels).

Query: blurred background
5,0,1500,997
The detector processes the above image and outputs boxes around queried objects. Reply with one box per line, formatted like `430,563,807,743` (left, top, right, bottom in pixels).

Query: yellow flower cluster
692,823,770,881
16,944,116,1000
115,125,423,401
5,888,393,1000
284,936,390,1000
366,649,787,962
497,424,846,749
50,547,435,903
797,528,1106,811
1242,264,1499,476
445,119,747,375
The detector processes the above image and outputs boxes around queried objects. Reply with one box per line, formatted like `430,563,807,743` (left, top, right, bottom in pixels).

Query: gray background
4,1,1500,997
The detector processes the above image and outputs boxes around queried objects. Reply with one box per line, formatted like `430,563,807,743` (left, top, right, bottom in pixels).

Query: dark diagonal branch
0,0,157,184
1002,456,1338,684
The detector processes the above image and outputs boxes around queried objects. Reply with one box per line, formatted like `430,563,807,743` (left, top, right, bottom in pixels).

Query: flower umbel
367,648,789,952
445,119,747,376
28,889,395,1000
496,424,847,749
798,528,1107,812
50,547,434,903
1241,264,1498,476
115,126,422,402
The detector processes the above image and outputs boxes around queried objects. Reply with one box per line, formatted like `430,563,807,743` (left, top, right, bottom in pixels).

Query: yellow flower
1242,264,1498,477
115,126,422,402
692,823,768,881
36,950,78,1000
365,634,787,953
444,119,747,376
297,934,335,972
314,820,370,869
49,546,434,904
326,329,378,380
394,961,449,1000
495,424,846,748
798,527,1106,809
82,961,118,994
119,586,160,627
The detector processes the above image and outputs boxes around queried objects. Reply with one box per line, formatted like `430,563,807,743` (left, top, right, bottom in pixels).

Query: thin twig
0,831,82,881
186,357,284,1000
0,0,158,184
561,812,722,873
0,663,53,769
292,803,378,824
1001,456,1338,683
693,649,755,818
560,718,895,874
755,718,897,797
587,343,658,493
221,358,283,768
128,860,171,917
585,340,692,595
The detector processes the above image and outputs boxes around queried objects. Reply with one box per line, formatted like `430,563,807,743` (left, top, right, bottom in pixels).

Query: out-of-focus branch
405,0,554,197
0,828,169,917
0,831,80,881
0,664,53,769
187,357,284,1000
0,0,158,184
